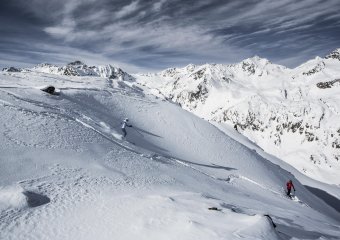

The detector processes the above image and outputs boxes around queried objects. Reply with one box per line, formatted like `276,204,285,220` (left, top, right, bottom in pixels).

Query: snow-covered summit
292,49,340,80
238,55,272,71
235,56,287,77
135,49,340,185
67,60,86,66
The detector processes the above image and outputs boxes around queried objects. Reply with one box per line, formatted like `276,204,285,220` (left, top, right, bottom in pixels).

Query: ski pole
132,127,144,137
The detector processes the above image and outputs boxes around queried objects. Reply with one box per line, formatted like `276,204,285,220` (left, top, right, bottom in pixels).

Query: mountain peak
67,60,86,66
325,48,340,61
34,63,58,68
184,64,197,72
237,56,277,75
243,55,271,65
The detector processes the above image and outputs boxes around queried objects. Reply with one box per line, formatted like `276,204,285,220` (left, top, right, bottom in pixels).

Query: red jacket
287,182,295,190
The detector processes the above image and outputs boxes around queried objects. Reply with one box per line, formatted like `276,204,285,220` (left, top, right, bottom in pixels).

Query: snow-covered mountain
135,49,340,185
4,60,135,81
1,64,340,239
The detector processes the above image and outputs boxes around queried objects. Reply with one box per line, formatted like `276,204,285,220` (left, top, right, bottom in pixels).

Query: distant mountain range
3,49,340,185
3,60,135,82
135,49,340,185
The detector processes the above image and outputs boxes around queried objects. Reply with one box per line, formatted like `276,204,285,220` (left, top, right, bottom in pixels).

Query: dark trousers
287,188,292,197
122,128,127,137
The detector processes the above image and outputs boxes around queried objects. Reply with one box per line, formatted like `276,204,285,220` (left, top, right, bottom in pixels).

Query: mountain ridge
2,49,340,184
1,61,340,239
3,60,135,82
134,49,340,185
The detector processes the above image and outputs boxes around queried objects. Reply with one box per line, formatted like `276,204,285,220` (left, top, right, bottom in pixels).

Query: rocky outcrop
2,67,21,72
316,79,340,89
303,62,325,76
325,49,340,61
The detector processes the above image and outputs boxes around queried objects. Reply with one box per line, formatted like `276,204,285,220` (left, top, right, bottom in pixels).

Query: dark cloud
1,0,340,72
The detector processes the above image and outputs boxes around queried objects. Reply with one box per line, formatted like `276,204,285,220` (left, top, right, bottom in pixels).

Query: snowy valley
1,54,340,239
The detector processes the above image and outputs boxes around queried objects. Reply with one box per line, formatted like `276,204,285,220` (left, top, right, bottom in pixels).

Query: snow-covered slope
1,69,339,239
135,49,340,185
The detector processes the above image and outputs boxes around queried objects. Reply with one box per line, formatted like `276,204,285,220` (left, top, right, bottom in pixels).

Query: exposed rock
316,79,340,89
303,62,325,76
63,67,80,76
67,60,86,66
2,67,21,72
242,62,256,74
325,49,340,61
41,86,56,95
23,191,50,208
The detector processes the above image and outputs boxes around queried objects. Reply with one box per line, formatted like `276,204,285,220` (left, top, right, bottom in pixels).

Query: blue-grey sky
1,0,340,72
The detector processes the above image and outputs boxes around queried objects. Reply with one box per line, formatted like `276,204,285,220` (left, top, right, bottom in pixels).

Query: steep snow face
135,50,340,185
1,70,339,239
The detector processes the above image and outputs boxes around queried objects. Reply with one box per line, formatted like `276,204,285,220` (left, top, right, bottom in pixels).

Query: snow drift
0,59,340,239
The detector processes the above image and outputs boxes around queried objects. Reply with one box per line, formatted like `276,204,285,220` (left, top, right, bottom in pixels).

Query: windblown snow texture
0,57,340,239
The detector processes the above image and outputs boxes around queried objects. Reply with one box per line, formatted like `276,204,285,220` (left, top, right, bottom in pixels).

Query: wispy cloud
115,1,140,19
1,0,340,71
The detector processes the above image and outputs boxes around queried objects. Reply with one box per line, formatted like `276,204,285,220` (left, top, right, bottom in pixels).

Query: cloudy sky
1,0,340,72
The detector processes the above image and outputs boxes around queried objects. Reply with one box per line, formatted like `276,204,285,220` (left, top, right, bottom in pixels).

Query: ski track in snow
0,72,340,240
0,88,141,153
174,157,311,208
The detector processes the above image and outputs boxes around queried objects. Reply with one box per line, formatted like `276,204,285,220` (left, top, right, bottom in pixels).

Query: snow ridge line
0,88,141,154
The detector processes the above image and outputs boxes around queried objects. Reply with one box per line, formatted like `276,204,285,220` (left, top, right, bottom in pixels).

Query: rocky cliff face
135,50,340,184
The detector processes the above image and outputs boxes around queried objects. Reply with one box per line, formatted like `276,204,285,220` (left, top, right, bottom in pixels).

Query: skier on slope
121,118,132,137
286,180,296,198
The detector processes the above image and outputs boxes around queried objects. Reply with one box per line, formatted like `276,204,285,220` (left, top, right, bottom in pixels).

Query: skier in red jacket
286,180,296,198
